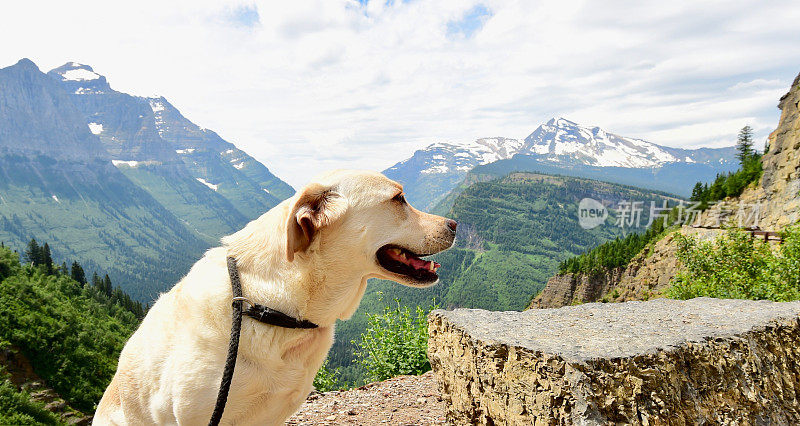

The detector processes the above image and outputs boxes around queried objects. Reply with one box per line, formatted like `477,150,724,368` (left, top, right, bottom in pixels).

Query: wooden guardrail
749,230,784,243
690,225,784,243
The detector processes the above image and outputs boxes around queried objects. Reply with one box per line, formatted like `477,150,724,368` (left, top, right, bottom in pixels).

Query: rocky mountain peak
522,117,688,168
47,62,111,95
545,116,579,127
12,58,39,71
0,59,108,159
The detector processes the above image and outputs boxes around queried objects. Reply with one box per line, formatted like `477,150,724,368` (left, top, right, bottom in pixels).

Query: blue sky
447,4,492,38
225,4,260,28
2,0,800,187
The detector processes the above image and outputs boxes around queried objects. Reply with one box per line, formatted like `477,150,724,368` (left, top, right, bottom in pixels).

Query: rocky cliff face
744,71,800,230
691,71,800,230
530,227,723,308
530,268,623,308
429,298,800,425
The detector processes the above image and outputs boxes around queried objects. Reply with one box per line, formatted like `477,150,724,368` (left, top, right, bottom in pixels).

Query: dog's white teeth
390,248,402,255
428,262,435,271
399,253,407,260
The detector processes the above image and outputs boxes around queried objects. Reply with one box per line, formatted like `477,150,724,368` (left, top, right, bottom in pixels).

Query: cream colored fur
94,170,455,425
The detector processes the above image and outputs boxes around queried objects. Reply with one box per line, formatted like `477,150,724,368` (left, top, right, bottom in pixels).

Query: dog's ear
286,183,347,261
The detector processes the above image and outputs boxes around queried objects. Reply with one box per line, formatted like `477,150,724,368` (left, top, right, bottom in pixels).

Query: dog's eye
392,193,406,204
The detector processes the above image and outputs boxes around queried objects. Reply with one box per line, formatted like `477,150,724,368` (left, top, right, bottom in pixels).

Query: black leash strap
208,257,244,426
208,257,319,426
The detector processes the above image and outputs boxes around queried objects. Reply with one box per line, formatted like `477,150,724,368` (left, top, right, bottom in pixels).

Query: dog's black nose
446,219,458,232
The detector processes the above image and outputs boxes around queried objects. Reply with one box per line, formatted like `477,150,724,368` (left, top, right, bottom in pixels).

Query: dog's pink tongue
409,257,428,269
414,258,441,271
387,249,439,271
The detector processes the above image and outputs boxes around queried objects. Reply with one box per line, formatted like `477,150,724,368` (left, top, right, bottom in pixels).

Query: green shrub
352,299,436,383
668,226,800,301
312,360,342,392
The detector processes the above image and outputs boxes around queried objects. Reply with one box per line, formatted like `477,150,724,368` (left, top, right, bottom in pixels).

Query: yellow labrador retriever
94,170,456,425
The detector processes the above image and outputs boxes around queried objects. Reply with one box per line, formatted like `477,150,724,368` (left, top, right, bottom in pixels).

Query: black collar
227,257,318,329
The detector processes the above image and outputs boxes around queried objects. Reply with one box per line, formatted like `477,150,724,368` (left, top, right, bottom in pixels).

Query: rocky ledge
428,298,800,425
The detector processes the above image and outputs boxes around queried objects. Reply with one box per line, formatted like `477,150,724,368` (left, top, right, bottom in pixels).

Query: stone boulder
428,298,800,425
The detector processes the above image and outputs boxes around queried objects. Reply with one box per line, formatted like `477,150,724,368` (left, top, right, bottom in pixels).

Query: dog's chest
226,327,333,423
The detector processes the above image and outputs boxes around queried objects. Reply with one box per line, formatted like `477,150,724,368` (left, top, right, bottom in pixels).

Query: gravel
286,371,445,425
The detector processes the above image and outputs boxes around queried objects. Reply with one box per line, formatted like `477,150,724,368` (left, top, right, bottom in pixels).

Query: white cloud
1,0,799,187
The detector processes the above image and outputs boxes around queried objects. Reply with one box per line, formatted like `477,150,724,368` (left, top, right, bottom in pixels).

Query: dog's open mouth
376,245,441,283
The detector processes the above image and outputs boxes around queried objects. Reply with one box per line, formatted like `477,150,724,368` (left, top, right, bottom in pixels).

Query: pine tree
92,272,102,293
42,243,54,275
103,274,113,298
25,239,41,265
71,261,87,285
690,182,704,201
736,125,754,164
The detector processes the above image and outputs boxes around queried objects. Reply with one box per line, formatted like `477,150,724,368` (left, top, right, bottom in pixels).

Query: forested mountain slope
0,242,139,423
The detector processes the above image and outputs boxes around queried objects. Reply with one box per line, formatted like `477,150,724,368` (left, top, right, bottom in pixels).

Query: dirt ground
286,371,446,425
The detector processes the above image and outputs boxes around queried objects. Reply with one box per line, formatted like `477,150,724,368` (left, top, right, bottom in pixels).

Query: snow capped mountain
47,62,295,220
383,137,525,210
383,117,737,210
391,137,524,176
520,118,729,168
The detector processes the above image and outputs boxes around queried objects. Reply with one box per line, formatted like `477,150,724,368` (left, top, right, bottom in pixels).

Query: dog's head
286,170,456,287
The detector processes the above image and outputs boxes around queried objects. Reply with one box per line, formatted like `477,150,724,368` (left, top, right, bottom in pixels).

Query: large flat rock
428,298,800,425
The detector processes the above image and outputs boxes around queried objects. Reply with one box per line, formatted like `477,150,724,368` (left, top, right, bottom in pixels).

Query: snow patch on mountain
60,68,100,81
196,178,219,191
74,87,105,95
112,160,160,168
148,98,168,136
112,160,141,167
149,99,166,113
88,122,103,135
